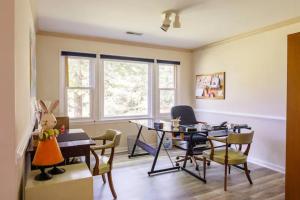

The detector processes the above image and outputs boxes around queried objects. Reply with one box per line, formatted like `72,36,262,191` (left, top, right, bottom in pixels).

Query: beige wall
36,35,193,150
0,0,35,199
0,0,17,199
193,22,300,172
15,0,36,198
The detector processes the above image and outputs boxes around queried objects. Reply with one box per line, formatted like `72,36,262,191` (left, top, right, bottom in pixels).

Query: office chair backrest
171,105,198,125
227,131,254,144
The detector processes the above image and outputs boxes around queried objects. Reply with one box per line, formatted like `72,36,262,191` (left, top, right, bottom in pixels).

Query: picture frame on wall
195,72,225,99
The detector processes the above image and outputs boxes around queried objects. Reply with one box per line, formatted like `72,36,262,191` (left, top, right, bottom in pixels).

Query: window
62,52,96,119
60,52,179,122
103,60,150,118
158,64,176,114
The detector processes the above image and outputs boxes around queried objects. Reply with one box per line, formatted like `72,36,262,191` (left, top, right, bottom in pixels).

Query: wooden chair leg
101,174,106,184
244,162,253,184
224,163,228,191
203,157,206,180
176,157,192,166
91,149,99,176
107,172,117,199
207,160,211,166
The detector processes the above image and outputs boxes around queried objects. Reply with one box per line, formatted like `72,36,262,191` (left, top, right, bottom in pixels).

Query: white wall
193,22,300,172
36,35,193,150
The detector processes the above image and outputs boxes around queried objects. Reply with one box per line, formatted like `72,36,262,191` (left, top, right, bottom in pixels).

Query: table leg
150,131,165,173
129,126,147,158
148,131,179,175
85,149,90,169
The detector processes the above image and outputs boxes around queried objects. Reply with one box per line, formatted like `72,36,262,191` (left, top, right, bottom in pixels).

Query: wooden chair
54,116,70,130
202,131,254,191
90,129,122,199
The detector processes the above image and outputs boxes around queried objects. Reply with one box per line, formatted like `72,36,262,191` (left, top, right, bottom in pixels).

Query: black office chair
171,105,209,169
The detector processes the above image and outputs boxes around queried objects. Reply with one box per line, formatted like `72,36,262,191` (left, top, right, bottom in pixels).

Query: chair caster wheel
176,156,179,160
207,161,211,166
195,166,199,171
175,163,179,167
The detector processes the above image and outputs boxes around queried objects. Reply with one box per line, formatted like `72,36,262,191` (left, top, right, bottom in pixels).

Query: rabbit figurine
39,100,59,130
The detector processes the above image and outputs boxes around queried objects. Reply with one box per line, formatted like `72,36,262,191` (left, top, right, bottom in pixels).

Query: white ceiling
37,0,300,49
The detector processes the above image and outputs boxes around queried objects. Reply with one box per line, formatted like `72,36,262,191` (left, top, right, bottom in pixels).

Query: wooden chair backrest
54,116,70,129
103,129,122,147
227,131,254,145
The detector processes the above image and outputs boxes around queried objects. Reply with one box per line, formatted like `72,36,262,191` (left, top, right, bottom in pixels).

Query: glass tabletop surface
129,119,229,136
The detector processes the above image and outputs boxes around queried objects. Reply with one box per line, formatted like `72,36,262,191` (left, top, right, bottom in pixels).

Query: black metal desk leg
150,131,165,173
129,126,143,158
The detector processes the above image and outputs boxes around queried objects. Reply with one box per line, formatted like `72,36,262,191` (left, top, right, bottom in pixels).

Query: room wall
36,35,193,151
0,0,35,199
15,0,36,198
0,1,17,199
193,22,300,172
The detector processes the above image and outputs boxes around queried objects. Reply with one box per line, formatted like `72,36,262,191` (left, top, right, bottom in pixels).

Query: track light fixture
161,10,181,32
161,13,171,32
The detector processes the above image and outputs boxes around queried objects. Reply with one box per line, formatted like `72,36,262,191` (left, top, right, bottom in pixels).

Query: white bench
25,163,93,200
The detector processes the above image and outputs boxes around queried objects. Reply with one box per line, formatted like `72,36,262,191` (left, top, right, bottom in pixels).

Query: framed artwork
195,72,225,99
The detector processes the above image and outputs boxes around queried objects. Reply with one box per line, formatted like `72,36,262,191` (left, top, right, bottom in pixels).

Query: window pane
160,90,175,113
67,89,91,118
159,64,174,88
68,57,91,87
104,60,149,117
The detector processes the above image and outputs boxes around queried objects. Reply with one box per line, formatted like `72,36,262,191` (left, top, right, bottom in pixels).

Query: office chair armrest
207,136,227,143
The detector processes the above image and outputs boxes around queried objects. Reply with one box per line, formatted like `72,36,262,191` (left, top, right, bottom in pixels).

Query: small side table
25,163,93,200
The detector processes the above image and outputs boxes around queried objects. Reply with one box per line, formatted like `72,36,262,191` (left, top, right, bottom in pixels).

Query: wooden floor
91,150,285,200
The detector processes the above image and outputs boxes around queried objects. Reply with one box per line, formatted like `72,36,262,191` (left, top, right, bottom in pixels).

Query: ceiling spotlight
161,10,181,32
173,14,181,28
161,13,171,32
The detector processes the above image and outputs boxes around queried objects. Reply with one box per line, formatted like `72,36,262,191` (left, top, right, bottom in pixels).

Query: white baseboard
248,157,285,174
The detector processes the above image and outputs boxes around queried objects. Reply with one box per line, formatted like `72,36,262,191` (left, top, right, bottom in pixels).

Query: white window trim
59,52,179,123
100,59,153,120
59,54,96,121
157,64,178,117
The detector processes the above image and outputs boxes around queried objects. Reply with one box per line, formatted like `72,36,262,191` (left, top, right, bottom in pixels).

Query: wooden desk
27,129,96,168
129,120,251,182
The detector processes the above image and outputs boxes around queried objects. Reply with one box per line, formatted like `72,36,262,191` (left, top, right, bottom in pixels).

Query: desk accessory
171,117,181,131
32,100,65,181
154,122,164,129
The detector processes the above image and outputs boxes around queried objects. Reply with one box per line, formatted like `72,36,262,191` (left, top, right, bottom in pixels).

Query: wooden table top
27,129,96,152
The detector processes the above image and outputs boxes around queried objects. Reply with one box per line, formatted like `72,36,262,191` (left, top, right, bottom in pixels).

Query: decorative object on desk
171,117,181,131
32,135,64,180
32,100,65,180
196,72,225,99
154,122,164,129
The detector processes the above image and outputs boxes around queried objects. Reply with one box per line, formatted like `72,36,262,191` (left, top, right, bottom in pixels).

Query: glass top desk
128,119,251,182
